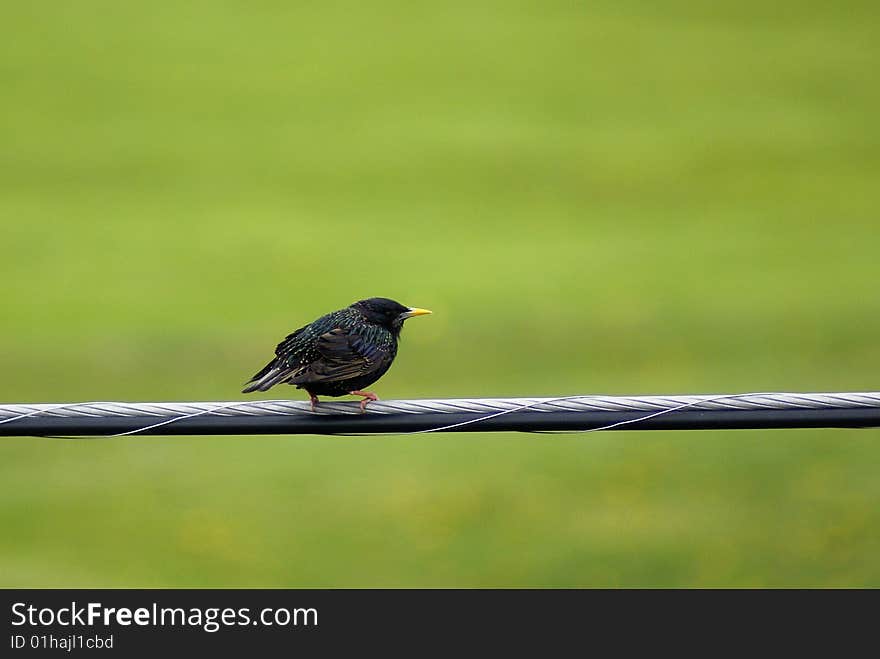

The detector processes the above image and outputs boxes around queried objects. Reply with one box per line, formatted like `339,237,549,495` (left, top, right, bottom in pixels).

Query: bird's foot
350,390,379,413
308,394,319,412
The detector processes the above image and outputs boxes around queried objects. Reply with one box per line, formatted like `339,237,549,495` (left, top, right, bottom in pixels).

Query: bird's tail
242,360,293,393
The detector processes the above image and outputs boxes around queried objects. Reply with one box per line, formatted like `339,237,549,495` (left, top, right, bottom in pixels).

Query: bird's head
351,297,432,333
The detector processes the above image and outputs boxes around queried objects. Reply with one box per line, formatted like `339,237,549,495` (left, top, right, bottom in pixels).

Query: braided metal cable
0,392,879,437
2,392,880,422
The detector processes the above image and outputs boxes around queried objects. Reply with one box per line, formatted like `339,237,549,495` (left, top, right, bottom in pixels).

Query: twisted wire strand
0,391,879,438
2,392,880,423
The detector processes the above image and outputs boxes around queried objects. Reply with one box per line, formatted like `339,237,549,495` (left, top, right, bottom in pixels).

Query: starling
242,297,432,411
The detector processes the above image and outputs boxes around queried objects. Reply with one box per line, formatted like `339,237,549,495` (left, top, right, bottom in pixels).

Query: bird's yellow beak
403,307,432,319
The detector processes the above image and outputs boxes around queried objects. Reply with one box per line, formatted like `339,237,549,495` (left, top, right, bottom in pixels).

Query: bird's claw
350,390,379,413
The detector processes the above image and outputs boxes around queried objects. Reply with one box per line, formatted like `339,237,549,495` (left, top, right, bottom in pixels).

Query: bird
242,297,432,412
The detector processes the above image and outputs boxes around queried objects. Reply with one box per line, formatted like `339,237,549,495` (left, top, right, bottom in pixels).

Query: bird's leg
308,393,319,412
350,390,379,412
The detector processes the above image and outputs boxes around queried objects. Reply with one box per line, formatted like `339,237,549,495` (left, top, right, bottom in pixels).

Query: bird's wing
273,326,306,356
241,326,312,392
291,327,389,384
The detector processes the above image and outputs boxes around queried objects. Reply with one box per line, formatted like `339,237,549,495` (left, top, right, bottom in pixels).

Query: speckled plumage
242,298,431,409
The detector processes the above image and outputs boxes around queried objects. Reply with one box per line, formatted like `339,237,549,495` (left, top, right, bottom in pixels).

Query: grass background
1,0,878,586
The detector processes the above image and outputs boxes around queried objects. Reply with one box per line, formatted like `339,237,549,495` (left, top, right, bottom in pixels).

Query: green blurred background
2,1,878,587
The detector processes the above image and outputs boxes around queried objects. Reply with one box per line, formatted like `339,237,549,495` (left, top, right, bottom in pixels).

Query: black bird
242,297,432,411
